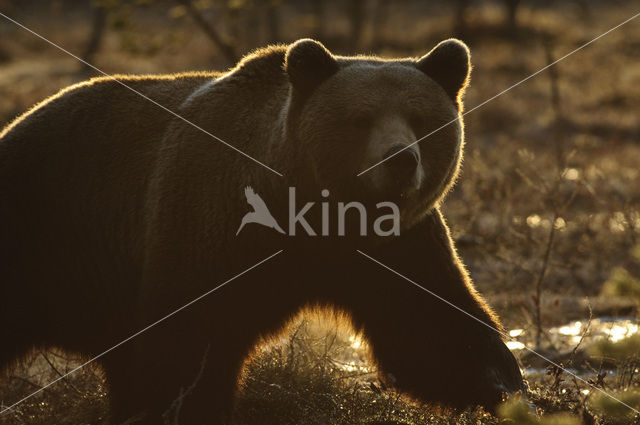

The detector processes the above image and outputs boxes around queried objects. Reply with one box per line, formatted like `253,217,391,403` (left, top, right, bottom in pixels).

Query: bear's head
284,39,470,229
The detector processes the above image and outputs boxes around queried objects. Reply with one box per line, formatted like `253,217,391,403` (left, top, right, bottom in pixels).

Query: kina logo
236,186,400,237
236,186,286,235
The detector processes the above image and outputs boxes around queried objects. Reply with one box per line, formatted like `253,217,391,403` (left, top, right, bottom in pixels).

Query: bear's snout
383,144,420,185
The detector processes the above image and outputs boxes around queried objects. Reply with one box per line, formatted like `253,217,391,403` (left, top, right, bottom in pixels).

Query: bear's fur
0,39,523,424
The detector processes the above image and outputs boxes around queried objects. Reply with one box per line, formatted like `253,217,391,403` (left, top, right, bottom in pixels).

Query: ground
0,1,639,424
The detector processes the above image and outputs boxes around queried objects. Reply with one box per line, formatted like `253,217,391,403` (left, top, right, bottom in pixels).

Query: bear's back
0,43,295,346
0,73,216,344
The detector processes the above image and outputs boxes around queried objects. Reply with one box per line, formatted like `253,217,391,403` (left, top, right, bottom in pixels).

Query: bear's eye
408,112,426,133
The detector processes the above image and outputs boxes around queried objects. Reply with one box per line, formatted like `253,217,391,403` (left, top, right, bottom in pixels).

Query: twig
40,351,83,395
8,375,44,391
569,303,593,367
176,0,238,65
80,3,108,73
534,210,558,349
162,344,210,425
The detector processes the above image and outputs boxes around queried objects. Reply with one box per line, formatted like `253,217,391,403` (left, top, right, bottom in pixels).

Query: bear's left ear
416,39,471,106
285,39,339,96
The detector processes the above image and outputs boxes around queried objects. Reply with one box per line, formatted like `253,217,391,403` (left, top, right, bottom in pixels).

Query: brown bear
0,39,523,424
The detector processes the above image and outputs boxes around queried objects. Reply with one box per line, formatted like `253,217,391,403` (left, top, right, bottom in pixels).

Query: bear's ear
285,39,339,95
416,39,471,105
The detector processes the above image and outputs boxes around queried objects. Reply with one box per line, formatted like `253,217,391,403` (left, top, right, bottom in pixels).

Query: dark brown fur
0,40,522,424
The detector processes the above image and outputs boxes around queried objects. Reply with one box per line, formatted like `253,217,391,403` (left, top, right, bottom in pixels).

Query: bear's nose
383,145,419,178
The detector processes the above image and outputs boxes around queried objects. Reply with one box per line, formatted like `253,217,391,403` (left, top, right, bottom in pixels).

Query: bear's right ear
285,39,339,95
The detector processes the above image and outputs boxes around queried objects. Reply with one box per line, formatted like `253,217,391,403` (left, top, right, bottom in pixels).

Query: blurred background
0,1,639,424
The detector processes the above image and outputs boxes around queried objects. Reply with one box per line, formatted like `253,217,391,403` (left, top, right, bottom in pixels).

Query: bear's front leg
350,207,523,411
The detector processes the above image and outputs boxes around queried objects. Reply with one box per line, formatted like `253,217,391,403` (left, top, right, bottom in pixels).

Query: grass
234,316,497,425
